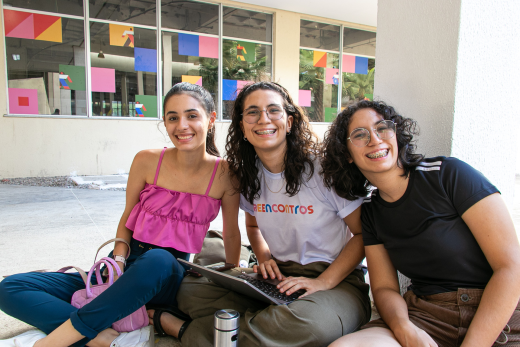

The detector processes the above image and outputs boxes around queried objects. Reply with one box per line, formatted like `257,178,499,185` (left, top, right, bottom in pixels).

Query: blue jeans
0,239,188,347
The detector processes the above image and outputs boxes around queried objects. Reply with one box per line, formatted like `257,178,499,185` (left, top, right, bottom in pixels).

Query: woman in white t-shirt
174,82,371,347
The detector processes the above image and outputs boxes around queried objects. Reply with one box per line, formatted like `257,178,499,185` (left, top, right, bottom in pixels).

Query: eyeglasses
347,120,396,147
242,106,284,124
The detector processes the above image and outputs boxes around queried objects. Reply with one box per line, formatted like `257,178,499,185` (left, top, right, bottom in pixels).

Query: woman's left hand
277,276,330,298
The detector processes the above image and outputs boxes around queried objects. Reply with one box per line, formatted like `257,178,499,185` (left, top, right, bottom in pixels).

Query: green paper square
236,41,256,63
58,65,86,91
135,95,158,118
325,107,337,122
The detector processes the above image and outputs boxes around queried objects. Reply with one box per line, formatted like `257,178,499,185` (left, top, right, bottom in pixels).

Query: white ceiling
232,0,378,27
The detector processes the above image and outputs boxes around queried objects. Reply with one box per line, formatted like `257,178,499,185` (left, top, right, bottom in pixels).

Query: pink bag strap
94,238,131,263
153,147,167,185
85,257,122,298
205,157,221,196
56,266,88,284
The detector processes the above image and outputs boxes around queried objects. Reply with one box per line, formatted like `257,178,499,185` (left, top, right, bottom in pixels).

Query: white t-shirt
240,159,364,265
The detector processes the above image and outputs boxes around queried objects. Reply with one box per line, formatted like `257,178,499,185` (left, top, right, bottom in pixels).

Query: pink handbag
68,256,149,332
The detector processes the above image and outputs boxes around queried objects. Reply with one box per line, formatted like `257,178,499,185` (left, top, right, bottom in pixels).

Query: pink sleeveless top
126,148,222,253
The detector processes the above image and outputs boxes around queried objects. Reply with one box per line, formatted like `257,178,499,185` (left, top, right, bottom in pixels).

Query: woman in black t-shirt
321,100,520,347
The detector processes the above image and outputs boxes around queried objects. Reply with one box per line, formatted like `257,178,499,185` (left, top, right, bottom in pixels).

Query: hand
253,259,286,281
393,321,438,347
277,276,329,298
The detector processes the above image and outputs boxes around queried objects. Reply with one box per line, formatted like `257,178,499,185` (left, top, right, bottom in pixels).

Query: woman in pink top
0,83,242,347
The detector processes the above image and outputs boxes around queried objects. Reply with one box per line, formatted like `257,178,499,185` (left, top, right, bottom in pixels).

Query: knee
0,274,28,310
138,249,180,277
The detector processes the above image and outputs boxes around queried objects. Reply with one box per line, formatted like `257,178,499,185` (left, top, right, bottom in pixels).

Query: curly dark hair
225,82,319,204
163,82,219,157
321,100,424,200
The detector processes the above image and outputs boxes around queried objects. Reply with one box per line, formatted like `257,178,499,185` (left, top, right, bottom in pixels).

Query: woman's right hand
253,259,286,281
393,321,438,347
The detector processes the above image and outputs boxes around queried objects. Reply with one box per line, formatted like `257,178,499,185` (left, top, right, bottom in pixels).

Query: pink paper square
342,55,356,73
91,67,115,93
9,88,39,114
299,90,311,107
237,80,252,91
326,68,340,85
199,36,218,59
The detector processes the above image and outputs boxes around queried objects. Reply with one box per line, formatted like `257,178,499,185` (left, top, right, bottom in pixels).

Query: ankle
86,329,119,347
160,312,185,337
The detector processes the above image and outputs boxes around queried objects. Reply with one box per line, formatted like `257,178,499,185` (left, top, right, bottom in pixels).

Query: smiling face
347,108,401,178
163,93,215,152
240,89,293,153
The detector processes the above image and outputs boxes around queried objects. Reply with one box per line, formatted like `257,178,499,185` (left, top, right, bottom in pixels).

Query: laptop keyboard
237,274,304,303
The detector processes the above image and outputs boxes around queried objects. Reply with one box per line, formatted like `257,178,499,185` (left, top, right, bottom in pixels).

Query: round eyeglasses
242,106,284,124
347,120,396,147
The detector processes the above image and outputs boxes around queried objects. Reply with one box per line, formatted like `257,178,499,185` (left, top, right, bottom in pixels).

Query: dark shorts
361,288,520,347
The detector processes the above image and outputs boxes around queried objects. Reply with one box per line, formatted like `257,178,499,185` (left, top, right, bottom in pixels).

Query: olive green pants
177,260,371,347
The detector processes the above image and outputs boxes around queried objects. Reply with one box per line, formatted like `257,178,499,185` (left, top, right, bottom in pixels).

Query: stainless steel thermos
214,309,240,347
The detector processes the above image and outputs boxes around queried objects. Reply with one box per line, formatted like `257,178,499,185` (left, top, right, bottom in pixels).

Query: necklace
263,172,284,193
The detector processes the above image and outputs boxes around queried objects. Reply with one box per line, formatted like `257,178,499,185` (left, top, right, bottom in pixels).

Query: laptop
178,259,304,305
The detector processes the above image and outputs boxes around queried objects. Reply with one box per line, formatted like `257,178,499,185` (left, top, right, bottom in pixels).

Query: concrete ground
0,184,246,346
1,177,520,345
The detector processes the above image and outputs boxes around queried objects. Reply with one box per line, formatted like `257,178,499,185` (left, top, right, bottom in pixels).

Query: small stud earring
243,137,248,142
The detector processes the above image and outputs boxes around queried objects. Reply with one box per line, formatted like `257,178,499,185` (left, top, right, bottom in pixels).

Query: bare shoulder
214,158,238,192
130,148,168,183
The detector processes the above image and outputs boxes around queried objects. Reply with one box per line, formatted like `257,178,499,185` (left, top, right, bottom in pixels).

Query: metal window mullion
218,3,223,121
84,0,92,118
338,24,343,115
156,0,162,120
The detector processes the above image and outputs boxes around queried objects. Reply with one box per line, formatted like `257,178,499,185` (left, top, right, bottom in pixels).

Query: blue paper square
134,47,157,73
355,56,369,75
178,33,199,57
223,79,238,101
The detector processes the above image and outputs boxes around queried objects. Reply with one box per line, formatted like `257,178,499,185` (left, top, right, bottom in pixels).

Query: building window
221,7,272,120
90,0,157,27
162,31,219,111
341,27,376,107
90,23,157,117
4,8,86,115
299,20,376,122
3,0,83,16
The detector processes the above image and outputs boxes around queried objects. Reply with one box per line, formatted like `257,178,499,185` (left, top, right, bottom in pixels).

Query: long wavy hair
163,82,219,156
226,82,318,203
321,100,424,200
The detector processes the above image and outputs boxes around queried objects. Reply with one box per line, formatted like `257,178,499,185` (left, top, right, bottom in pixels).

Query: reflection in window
300,20,340,51
90,0,156,26
343,27,376,56
90,23,157,117
5,11,86,115
162,32,219,109
222,39,272,119
161,0,218,35
299,49,339,122
3,0,84,16
341,57,375,108
223,7,272,42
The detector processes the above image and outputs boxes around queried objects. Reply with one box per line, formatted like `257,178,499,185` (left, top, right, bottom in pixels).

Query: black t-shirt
362,157,499,296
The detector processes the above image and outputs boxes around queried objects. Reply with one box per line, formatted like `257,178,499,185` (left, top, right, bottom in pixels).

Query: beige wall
0,2,372,178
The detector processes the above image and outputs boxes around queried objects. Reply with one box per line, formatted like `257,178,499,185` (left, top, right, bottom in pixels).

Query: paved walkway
1,178,519,344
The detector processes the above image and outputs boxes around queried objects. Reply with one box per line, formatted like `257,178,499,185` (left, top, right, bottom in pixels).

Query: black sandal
152,308,192,341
